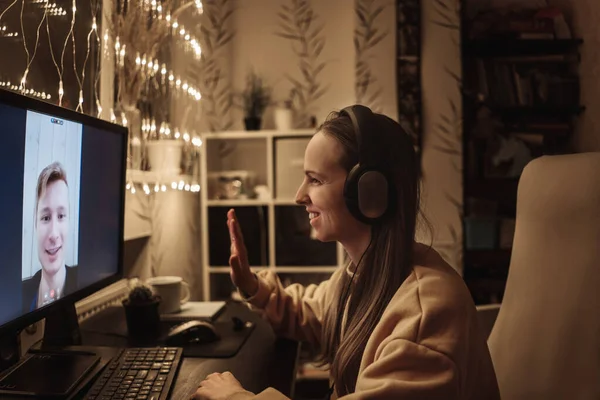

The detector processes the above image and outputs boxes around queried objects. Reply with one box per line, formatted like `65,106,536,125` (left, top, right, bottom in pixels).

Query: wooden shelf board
206,199,270,207
465,178,519,204
486,105,585,117
201,129,315,140
209,266,269,273
465,38,583,57
465,248,512,268
127,169,194,185
209,266,337,273
124,231,152,241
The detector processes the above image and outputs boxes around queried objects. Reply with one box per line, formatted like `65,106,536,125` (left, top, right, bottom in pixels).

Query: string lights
2,0,206,196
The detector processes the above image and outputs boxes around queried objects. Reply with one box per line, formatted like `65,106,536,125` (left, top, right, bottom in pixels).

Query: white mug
146,276,191,314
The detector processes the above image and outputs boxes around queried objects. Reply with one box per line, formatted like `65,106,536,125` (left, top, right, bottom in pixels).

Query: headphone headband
339,104,395,224
339,105,380,169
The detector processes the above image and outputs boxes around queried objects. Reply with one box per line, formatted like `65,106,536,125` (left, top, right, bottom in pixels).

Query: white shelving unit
199,129,345,301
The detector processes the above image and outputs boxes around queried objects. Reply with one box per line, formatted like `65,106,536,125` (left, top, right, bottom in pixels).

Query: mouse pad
168,321,256,359
81,306,255,358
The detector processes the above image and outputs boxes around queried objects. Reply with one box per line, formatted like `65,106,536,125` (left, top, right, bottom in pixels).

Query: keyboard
83,347,183,400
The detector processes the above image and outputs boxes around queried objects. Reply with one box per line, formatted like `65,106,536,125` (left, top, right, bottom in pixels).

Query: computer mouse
165,320,220,346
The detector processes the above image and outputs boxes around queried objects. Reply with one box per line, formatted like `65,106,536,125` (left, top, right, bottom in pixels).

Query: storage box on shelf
199,130,346,301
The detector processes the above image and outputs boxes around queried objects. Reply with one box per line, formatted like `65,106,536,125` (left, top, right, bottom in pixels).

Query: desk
79,302,300,399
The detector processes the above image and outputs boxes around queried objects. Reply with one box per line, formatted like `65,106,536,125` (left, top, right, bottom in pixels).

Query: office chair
485,152,600,399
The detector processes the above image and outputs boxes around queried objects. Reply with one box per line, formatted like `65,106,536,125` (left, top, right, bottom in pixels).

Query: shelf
273,198,300,206
201,129,315,140
466,178,519,204
465,38,583,57
205,199,302,206
124,231,152,241
485,105,585,118
209,267,268,273
206,199,270,207
465,249,512,269
209,266,338,273
127,169,194,185
277,267,338,273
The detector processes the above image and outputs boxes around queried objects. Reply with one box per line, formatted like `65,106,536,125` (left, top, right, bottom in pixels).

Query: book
159,301,226,322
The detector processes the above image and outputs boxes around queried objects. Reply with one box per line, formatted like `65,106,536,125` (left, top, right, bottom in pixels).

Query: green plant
124,284,159,305
239,70,272,119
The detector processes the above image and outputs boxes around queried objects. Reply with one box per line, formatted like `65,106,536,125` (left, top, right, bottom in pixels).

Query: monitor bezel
0,88,128,334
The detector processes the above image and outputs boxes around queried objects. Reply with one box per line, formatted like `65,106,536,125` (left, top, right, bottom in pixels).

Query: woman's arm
228,208,340,345
241,268,340,345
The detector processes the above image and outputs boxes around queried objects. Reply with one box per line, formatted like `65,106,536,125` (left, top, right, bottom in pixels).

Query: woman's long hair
315,110,427,395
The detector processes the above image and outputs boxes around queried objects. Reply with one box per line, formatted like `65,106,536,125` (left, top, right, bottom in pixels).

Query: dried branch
196,0,236,132
275,0,328,128
355,0,389,110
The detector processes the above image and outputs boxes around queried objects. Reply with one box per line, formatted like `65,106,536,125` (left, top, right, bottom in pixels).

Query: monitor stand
40,300,83,350
0,329,21,374
0,302,104,398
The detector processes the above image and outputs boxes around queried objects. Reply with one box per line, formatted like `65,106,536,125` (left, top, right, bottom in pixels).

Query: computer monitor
0,88,127,349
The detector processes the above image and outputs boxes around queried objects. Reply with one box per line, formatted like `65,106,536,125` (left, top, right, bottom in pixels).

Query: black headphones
339,105,397,225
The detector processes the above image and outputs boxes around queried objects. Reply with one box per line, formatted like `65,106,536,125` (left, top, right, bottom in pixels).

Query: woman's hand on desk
227,209,258,298
192,371,252,400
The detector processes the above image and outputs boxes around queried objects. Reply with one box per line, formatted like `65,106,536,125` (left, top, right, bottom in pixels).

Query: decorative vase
146,141,184,175
274,107,293,131
122,298,161,344
244,117,262,131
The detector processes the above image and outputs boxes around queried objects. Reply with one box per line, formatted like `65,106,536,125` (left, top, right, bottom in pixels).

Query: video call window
21,110,82,312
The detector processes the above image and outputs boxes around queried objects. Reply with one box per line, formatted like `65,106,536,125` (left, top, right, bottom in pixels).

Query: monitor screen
0,91,126,330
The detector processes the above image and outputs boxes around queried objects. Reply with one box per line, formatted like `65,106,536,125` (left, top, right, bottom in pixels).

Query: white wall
355,0,398,119
228,0,356,129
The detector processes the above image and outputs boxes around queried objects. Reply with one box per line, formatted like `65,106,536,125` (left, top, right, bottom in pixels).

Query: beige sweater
232,243,500,400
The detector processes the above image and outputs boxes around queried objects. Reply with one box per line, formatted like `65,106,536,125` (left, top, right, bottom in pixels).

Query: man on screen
22,161,78,312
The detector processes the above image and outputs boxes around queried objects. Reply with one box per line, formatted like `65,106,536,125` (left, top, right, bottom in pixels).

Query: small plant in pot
238,69,272,131
122,284,162,344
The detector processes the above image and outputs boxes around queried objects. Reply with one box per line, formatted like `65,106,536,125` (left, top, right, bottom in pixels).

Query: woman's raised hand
227,209,258,297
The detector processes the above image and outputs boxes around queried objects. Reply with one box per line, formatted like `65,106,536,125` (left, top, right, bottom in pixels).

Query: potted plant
239,70,272,131
122,284,162,343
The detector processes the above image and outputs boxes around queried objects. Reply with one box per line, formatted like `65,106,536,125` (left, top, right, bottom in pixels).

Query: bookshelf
199,130,345,301
461,5,584,304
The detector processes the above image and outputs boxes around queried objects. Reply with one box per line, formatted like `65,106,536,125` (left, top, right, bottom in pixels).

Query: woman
193,105,500,400
22,161,78,312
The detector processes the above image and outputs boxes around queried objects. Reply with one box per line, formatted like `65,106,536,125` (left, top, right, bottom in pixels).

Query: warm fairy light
0,81,50,99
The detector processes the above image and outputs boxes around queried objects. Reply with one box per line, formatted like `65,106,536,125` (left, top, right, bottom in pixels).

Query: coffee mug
146,276,191,314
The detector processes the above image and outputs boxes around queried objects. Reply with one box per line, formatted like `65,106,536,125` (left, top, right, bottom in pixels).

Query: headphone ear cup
344,164,390,224
343,164,363,222
357,170,389,220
